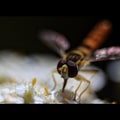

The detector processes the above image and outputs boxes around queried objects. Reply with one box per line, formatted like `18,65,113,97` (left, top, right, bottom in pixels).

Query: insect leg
77,69,99,102
75,75,90,103
73,78,82,100
80,69,99,79
88,70,99,80
51,70,58,91
79,69,99,90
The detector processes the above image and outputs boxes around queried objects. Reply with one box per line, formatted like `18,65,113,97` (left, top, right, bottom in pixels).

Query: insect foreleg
74,75,90,103
73,78,82,101
80,69,99,79
51,70,58,91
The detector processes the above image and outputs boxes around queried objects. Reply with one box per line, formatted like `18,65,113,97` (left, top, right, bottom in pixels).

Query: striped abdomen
67,20,112,60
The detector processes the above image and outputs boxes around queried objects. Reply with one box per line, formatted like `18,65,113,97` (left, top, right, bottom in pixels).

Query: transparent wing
38,29,70,57
86,46,120,62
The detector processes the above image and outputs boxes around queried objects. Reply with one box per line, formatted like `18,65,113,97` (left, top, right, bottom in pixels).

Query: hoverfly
38,20,118,102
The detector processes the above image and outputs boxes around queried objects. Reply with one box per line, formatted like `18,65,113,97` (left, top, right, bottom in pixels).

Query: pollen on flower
9,77,14,83
44,87,49,96
23,81,35,104
24,88,34,104
32,78,37,86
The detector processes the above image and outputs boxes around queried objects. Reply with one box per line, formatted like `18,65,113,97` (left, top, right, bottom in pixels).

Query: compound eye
67,60,78,77
57,59,67,74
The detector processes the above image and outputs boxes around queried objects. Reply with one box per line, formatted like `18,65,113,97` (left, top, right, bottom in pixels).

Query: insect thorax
66,53,81,63
66,51,90,69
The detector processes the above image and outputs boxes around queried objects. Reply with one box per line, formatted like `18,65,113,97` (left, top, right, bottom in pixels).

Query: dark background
0,16,120,103
0,16,120,53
